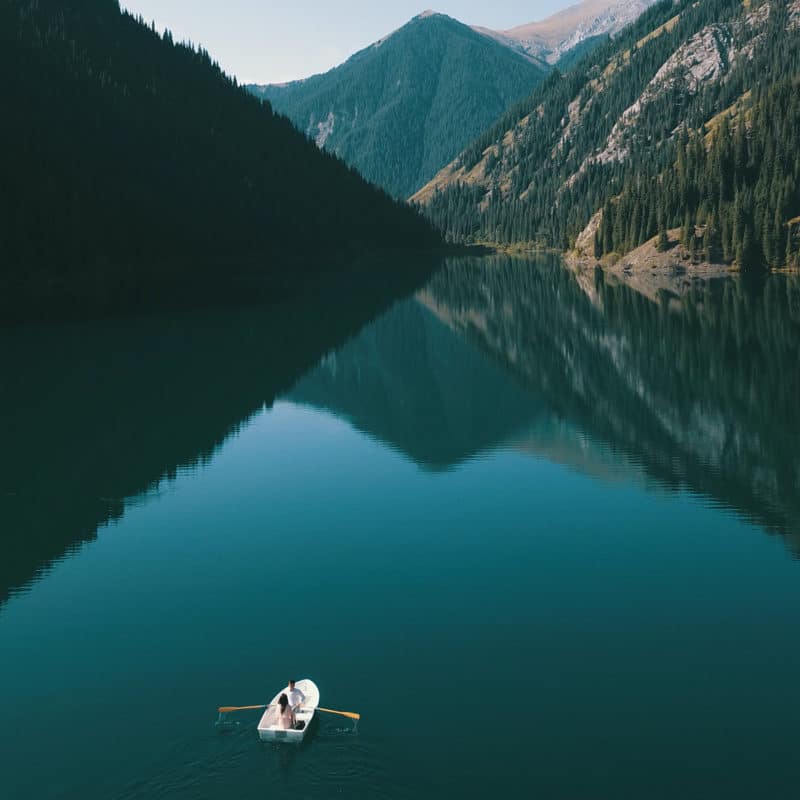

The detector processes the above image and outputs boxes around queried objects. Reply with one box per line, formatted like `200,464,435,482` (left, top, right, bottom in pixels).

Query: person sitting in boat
277,693,296,729
286,679,305,711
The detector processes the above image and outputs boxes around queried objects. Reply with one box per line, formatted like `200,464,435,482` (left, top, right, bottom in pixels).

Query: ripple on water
114,717,405,800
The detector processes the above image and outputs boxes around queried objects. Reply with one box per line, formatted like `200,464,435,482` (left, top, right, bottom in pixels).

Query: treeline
0,0,438,307
420,0,800,272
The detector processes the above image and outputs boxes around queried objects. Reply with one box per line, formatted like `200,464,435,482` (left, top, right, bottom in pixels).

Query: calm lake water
2,255,799,799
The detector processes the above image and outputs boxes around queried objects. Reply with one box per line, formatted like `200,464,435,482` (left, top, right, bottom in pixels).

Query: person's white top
287,686,305,709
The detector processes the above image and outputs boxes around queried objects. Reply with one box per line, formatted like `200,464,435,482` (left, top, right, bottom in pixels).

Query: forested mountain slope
417,0,800,272
0,0,437,311
247,13,546,199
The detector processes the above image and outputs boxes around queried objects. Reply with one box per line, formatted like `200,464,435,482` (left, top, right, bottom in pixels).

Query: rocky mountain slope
417,0,800,272
475,0,656,65
247,13,546,199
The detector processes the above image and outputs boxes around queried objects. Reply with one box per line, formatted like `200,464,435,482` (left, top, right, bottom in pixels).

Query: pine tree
682,210,693,250
703,224,712,263
737,225,756,271
657,223,669,252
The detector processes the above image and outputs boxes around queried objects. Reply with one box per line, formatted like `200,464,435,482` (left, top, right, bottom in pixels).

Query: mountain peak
249,12,546,199
476,0,657,64
371,10,455,50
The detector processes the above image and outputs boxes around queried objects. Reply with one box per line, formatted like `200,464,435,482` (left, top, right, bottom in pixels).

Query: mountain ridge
246,3,665,199
247,13,547,198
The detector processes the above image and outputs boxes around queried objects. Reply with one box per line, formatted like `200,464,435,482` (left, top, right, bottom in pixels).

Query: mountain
416,0,800,272
475,0,656,65
247,12,546,199
0,0,438,316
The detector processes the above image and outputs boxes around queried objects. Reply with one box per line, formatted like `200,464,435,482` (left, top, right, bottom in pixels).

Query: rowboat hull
257,679,319,743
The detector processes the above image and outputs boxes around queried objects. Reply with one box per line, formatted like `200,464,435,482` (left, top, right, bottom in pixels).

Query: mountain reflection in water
292,255,800,553
0,261,434,605
2,254,798,607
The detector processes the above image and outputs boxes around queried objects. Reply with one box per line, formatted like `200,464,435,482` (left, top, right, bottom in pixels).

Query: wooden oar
318,707,361,720
218,704,360,720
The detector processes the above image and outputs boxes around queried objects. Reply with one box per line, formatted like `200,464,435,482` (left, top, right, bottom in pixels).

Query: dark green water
2,255,799,799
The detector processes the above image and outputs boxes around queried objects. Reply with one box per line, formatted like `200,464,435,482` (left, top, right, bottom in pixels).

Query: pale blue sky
122,1,573,84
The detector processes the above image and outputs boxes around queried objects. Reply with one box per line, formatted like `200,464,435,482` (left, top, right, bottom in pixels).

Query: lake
2,254,799,799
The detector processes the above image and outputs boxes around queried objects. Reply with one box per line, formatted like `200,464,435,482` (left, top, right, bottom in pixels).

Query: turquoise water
2,256,799,798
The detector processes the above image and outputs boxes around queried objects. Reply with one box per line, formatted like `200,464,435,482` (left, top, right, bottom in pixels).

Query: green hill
416,0,800,272
0,0,438,314
248,12,546,199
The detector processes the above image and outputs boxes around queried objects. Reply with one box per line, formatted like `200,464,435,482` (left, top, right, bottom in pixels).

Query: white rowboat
257,678,319,743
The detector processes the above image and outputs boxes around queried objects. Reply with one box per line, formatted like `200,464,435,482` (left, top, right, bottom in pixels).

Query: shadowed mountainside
0,0,437,316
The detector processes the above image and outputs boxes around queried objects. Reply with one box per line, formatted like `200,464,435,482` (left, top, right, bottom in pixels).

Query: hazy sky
121,1,574,84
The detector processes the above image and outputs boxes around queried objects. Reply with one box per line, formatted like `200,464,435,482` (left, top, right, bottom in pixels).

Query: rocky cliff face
476,0,657,64
589,1,772,168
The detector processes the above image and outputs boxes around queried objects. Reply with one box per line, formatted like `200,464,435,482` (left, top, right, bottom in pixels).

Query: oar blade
318,706,361,720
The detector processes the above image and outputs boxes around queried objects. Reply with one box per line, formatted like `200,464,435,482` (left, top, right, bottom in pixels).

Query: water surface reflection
2,254,798,609
293,255,800,552
0,262,434,604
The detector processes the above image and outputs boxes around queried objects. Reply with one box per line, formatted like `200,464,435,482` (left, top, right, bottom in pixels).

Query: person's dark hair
278,693,288,712
288,679,296,687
